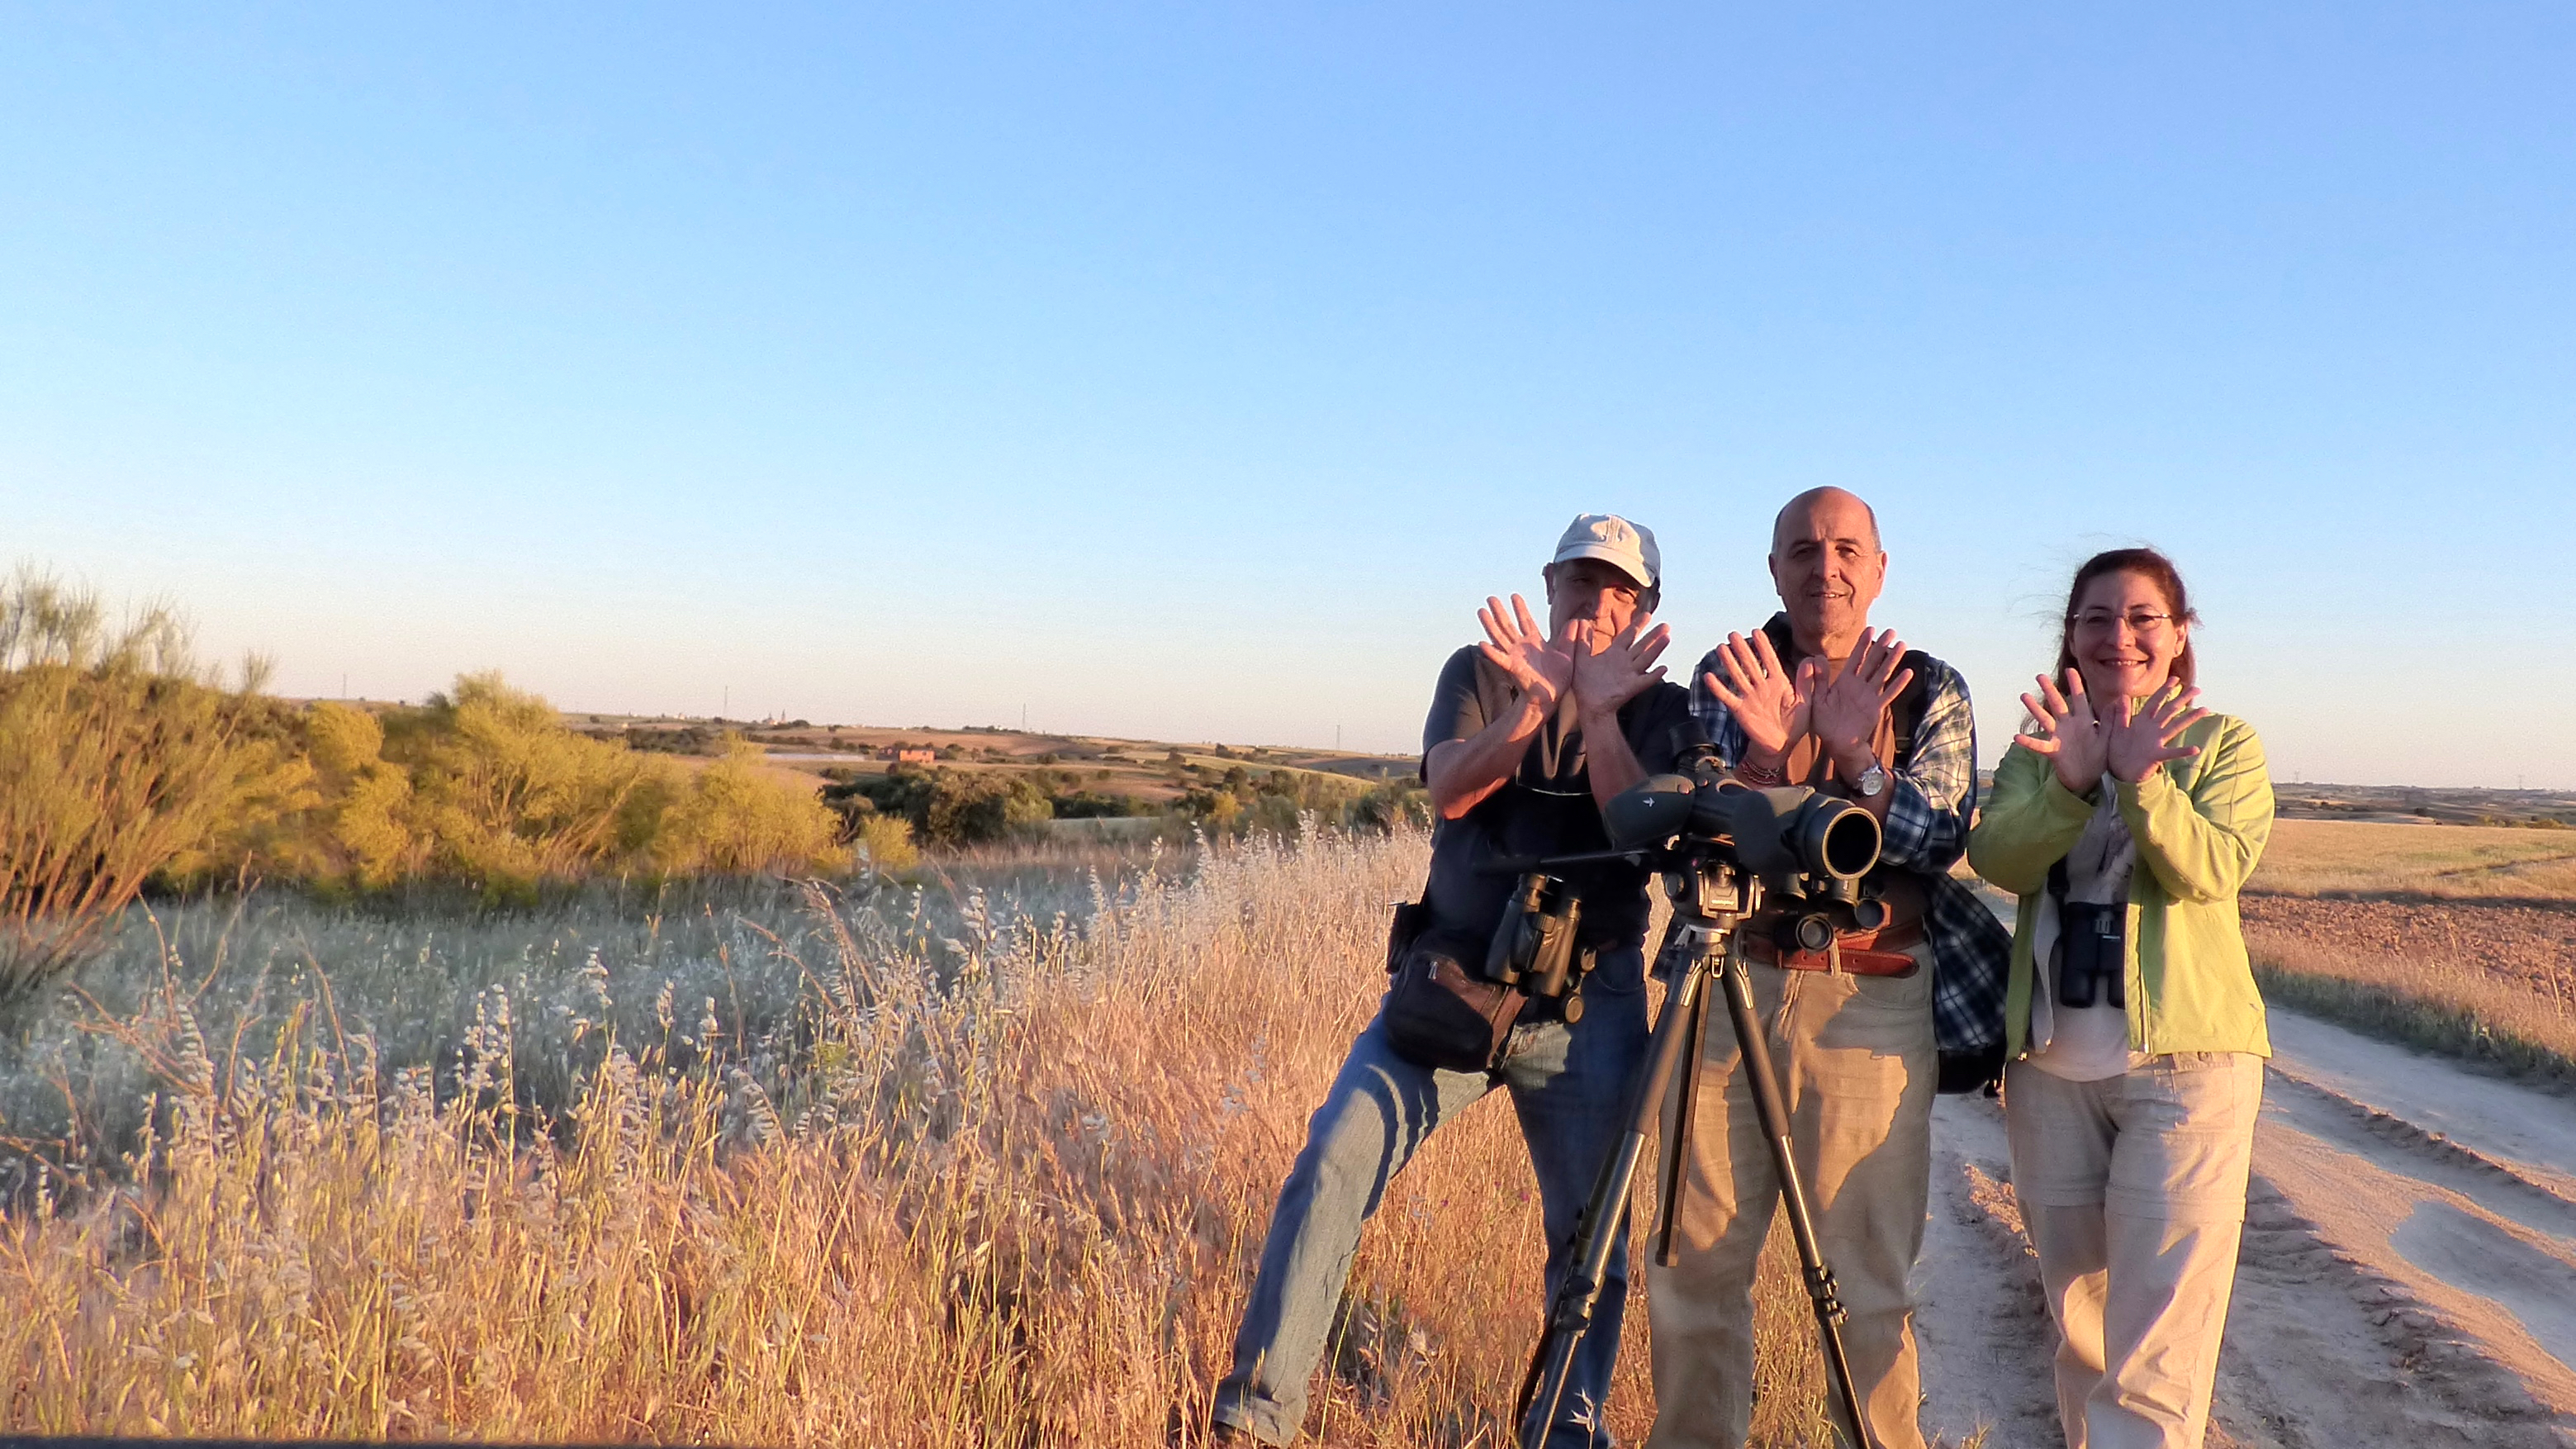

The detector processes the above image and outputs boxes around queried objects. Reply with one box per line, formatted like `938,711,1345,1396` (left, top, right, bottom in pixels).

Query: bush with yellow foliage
0,572,306,997
254,674,852,905
0,574,854,995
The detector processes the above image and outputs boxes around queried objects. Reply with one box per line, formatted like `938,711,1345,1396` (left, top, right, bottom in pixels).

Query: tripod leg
1653,960,1711,1267
1513,948,1709,1449
1713,943,1879,1449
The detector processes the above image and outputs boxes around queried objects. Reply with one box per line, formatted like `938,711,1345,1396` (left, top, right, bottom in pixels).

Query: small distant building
883,747,937,765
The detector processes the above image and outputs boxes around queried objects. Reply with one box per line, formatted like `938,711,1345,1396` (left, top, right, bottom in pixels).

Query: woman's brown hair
2054,547,2200,687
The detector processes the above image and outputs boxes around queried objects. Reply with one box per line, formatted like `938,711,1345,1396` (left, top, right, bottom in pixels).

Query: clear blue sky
4,4,2570,786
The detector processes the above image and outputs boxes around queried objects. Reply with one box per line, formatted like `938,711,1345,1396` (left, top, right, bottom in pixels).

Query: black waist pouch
1382,900,1525,1072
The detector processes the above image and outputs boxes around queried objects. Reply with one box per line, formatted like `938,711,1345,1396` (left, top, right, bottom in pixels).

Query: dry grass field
2244,820,2576,1083
2251,819,2576,901
0,829,1843,1447
25,805,2555,1444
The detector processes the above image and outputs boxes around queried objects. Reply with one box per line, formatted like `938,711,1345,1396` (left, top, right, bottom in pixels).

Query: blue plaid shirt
1689,628,2011,1053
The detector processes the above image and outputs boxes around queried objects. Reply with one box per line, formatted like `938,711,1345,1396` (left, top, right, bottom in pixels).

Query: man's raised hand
1478,594,1576,717
1572,615,1672,721
1701,629,1808,762
2015,668,2109,795
2105,681,2208,784
1810,628,1915,761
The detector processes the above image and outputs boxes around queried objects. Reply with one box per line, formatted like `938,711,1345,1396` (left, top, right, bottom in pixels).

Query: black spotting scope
1601,772,1882,884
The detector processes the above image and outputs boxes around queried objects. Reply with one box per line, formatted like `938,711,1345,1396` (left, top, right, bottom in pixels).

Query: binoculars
2054,900,2126,1009
1486,872,1589,1019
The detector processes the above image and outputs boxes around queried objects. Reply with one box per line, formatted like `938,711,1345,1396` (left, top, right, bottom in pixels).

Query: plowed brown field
2241,895,2576,1005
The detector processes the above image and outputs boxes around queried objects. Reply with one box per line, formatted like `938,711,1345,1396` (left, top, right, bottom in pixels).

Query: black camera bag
1382,900,1525,1072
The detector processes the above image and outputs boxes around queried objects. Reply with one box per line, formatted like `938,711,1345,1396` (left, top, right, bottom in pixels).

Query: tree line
825,759,1427,847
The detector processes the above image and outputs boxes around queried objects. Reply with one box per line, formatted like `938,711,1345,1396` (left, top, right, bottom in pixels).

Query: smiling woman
1971,544,2275,1449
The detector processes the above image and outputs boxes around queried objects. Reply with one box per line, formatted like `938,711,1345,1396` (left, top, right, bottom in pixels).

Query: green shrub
827,767,1056,847
226,676,849,904
1052,790,1148,819
290,701,419,889
374,673,664,902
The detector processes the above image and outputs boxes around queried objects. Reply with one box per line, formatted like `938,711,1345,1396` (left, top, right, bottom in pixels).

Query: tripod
1512,858,1877,1449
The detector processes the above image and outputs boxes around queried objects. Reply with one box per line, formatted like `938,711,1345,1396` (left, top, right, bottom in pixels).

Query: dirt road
1914,1007,2576,1448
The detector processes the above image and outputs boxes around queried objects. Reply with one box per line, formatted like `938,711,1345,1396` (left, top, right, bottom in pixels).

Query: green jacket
1968,711,2275,1059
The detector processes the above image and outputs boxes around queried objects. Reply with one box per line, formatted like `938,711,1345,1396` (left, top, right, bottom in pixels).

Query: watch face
1859,764,1887,797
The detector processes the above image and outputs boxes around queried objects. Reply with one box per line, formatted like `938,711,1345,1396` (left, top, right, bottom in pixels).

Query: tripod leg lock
1803,1266,1850,1328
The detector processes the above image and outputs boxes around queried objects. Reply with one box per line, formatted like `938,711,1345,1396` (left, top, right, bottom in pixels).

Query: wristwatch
1854,760,1888,798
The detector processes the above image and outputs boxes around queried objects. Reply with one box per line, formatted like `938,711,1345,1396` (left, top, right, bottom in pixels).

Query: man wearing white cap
1214,514,1701,1448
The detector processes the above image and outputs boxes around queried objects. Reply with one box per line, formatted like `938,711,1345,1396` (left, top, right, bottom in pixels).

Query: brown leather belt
1741,918,1924,977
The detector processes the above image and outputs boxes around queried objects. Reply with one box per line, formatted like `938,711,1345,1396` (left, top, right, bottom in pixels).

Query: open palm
2106,681,2208,783
2016,668,2109,795
1478,594,1575,715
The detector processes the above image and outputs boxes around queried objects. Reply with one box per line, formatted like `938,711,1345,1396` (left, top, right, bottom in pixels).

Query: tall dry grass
0,828,1838,1446
2248,932,2576,1086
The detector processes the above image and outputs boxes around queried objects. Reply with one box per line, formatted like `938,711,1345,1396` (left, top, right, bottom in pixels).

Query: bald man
1645,488,2010,1449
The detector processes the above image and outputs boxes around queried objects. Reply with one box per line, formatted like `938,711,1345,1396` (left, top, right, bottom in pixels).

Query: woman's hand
1478,594,1576,719
2105,680,2209,784
2015,668,2109,796
1701,629,1809,765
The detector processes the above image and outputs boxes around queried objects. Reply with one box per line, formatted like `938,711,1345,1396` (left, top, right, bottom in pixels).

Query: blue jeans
1213,948,1650,1447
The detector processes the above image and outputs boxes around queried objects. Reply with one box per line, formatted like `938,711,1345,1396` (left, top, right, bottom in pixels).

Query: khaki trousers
2004,1054,2264,1449
1644,945,1936,1449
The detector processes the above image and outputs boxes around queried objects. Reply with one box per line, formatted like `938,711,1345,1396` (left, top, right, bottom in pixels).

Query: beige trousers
2004,1054,2265,1449
1644,944,1936,1449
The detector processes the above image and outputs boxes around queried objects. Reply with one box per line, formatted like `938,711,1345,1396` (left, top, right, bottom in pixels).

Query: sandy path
1915,1091,2061,1448
1914,1010,2576,1447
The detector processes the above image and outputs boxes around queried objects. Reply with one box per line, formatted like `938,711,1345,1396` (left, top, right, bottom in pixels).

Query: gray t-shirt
1418,645,1701,983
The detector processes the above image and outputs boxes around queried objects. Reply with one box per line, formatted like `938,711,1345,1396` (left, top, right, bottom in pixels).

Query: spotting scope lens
1789,795,1881,881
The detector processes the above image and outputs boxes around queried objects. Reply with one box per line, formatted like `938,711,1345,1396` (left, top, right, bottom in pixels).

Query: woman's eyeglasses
2070,610,2174,635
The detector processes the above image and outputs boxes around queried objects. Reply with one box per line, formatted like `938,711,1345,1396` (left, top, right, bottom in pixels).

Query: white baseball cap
1551,513,1660,591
